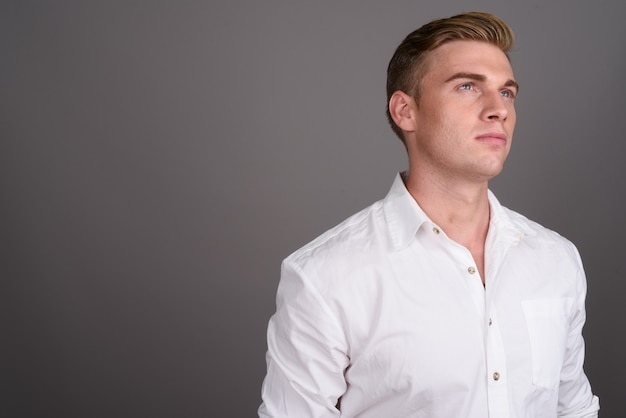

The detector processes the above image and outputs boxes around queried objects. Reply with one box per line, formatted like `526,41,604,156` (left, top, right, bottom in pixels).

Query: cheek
415,104,466,149
507,109,516,135
434,109,465,141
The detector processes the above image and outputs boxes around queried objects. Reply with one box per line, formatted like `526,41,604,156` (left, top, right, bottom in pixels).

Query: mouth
475,132,507,145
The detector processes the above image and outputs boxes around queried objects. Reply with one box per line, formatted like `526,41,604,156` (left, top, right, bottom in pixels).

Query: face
406,40,518,184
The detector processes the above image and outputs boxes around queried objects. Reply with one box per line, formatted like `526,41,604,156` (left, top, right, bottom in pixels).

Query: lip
475,132,507,145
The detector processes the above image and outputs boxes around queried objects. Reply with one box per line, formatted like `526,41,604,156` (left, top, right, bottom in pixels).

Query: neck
404,169,491,281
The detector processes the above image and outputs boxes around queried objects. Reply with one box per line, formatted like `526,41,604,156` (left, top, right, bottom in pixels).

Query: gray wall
2,1,624,416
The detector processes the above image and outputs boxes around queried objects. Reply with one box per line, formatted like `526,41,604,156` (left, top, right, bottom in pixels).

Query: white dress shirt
259,173,599,418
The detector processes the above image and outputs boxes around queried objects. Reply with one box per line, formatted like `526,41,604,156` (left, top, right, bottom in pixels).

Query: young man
259,12,599,417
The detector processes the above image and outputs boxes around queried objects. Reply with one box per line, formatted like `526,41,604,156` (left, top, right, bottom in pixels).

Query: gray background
2,1,624,416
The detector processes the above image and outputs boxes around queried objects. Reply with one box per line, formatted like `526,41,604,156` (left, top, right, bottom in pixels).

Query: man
259,11,599,417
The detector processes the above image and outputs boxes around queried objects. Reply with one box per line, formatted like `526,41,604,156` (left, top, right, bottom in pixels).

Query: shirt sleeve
556,245,600,418
258,260,350,418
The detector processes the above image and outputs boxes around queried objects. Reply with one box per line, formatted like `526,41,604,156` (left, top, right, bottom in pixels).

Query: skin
389,40,518,282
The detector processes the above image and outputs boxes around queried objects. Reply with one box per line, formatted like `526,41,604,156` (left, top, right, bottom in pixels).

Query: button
467,266,476,275
493,372,500,381
488,318,492,326
432,227,440,234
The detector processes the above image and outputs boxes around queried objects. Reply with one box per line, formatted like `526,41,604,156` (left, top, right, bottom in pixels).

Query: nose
481,91,510,122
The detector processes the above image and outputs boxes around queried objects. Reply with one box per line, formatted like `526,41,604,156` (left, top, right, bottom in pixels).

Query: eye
458,83,473,91
501,89,516,99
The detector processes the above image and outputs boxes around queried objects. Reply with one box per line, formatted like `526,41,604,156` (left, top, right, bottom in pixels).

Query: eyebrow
445,72,520,92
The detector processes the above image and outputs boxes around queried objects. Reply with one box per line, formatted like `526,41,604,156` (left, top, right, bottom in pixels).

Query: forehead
423,40,514,81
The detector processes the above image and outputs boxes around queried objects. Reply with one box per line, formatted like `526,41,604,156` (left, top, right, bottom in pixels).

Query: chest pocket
521,298,573,389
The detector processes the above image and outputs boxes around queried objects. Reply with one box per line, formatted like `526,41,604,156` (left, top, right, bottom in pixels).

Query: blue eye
459,83,472,90
501,89,515,99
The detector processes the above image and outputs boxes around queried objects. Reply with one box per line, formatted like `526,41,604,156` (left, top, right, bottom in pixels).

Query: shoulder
284,199,391,278
501,205,582,262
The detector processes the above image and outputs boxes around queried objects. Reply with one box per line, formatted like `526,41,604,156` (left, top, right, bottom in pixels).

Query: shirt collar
382,172,535,249
486,189,536,239
382,172,431,249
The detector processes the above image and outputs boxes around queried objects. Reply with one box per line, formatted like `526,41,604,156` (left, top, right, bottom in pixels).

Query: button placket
484,307,510,417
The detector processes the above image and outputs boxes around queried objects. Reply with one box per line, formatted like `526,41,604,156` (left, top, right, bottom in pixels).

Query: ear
389,90,417,133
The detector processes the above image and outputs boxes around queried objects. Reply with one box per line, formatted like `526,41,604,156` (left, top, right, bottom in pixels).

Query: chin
474,165,505,182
